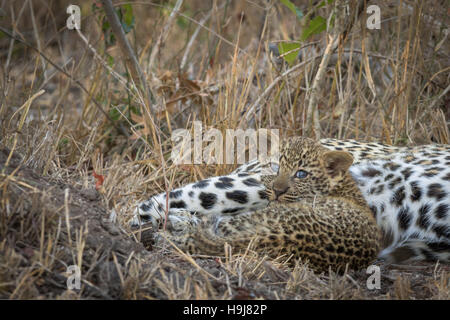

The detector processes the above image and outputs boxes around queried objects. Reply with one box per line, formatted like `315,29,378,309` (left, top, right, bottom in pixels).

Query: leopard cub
156,137,382,273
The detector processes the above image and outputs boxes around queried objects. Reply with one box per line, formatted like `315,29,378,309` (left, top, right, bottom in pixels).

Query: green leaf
177,16,189,29
176,8,191,29
280,0,303,20
122,4,134,27
318,0,334,9
106,54,114,68
278,42,301,65
118,4,135,34
102,19,116,46
130,105,140,115
301,16,327,41
59,138,69,146
101,19,110,32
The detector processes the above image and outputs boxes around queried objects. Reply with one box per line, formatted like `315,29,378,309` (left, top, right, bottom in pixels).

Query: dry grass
0,0,448,299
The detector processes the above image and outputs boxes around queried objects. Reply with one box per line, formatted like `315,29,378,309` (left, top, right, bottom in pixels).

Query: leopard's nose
272,177,289,199
273,186,288,198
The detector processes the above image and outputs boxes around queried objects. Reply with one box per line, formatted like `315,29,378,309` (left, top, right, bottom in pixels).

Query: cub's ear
322,151,354,177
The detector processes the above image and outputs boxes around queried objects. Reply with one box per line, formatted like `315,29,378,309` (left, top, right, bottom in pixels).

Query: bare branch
148,0,184,71
305,0,348,138
243,55,323,123
101,0,155,113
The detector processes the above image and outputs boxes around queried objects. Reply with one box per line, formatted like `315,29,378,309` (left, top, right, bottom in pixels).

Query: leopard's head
269,137,354,201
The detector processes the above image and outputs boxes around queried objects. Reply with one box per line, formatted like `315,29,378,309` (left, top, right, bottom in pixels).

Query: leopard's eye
295,170,308,178
270,162,280,174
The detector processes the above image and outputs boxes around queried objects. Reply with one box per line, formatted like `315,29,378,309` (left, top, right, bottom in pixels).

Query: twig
28,0,47,79
416,82,450,124
4,2,27,73
305,0,346,138
101,0,155,113
160,233,221,281
426,82,450,111
243,55,322,122
75,29,136,98
180,3,226,71
148,0,184,71
8,89,45,130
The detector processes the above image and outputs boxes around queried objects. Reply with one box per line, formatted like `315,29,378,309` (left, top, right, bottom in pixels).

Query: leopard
131,138,450,266
150,137,382,272
131,138,411,226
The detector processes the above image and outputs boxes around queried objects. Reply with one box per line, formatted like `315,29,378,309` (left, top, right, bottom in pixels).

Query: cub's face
268,137,353,201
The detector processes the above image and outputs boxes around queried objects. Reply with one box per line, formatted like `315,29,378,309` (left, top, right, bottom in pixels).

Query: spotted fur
151,138,381,272
349,150,450,262
131,138,450,265
133,173,268,226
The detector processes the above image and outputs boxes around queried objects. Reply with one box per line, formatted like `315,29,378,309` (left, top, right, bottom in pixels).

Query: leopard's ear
322,151,354,177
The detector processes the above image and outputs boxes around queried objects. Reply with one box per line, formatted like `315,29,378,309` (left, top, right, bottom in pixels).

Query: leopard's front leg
154,204,278,256
157,201,381,273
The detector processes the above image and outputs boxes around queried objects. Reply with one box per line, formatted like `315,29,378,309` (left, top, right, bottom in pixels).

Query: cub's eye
270,162,280,174
295,170,308,178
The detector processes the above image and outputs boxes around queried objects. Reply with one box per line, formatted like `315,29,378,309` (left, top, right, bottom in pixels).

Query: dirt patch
0,147,148,298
